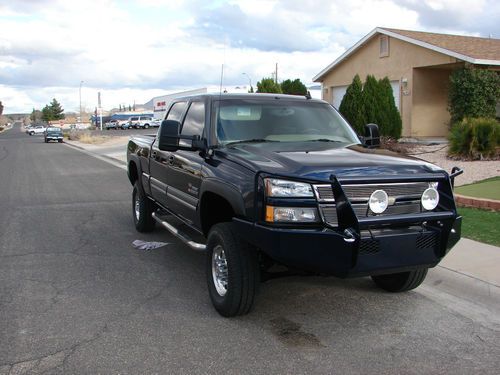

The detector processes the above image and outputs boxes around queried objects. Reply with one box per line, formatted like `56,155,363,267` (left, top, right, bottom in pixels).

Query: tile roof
381,28,500,61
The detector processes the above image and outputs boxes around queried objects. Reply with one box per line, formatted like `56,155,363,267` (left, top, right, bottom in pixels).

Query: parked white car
28,125,46,136
128,116,153,129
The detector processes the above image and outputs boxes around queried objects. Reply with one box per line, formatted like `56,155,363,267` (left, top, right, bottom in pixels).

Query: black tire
58,139,63,143
144,124,149,129
29,132,34,136
132,182,155,232
44,139,48,143
371,268,428,292
206,223,259,317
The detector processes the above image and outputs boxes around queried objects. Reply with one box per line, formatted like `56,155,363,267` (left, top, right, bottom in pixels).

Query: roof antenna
219,63,224,95
305,91,312,99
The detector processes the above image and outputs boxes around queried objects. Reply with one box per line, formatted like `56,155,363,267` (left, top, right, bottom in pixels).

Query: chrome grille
314,182,431,202
319,201,422,226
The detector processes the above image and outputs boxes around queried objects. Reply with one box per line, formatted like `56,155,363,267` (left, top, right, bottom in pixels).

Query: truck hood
219,142,444,181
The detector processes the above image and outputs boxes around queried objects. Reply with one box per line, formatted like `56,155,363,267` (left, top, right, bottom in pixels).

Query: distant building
152,88,207,120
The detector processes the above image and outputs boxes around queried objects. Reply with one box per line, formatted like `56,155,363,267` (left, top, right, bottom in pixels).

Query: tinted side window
181,102,205,137
166,101,187,122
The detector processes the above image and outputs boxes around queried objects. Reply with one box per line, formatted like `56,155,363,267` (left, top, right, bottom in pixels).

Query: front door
165,101,205,224
149,101,188,207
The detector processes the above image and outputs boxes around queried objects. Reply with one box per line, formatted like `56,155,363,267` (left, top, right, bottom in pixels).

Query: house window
380,35,389,57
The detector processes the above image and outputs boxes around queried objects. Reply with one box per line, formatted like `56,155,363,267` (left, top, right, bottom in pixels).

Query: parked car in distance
105,119,119,130
44,127,63,143
151,119,162,127
28,125,46,136
118,118,134,129
129,116,153,129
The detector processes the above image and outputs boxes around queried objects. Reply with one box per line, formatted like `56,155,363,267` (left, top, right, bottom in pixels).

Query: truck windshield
214,99,360,146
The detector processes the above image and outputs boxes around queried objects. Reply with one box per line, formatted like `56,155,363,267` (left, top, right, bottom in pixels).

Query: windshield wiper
306,138,342,143
225,139,280,146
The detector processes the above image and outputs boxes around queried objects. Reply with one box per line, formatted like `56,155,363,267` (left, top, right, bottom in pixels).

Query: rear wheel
132,182,155,232
206,223,259,317
371,268,428,292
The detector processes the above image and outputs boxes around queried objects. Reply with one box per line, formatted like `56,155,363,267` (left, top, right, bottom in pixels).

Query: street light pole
242,73,252,92
79,80,84,124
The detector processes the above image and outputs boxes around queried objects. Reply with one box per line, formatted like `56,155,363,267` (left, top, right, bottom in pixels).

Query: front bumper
234,216,461,277
46,136,63,141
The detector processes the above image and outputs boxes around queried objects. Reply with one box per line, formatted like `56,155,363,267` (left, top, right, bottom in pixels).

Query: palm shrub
449,117,499,159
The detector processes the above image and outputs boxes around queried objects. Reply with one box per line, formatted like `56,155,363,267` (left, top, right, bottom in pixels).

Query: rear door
164,100,206,224
149,101,188,207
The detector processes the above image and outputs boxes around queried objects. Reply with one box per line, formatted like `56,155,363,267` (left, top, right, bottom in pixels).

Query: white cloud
0,0,498,113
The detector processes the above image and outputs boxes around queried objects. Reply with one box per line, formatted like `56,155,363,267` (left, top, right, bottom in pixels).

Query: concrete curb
455,193,500,211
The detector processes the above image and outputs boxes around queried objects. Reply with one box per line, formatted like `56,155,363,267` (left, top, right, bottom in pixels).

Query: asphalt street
0,124,499,374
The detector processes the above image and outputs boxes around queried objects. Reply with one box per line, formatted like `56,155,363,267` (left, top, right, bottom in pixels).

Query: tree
448,67,500,124
281,79,307,96
362,75,383,128
30,108,42,123
256,77,282,93
40,98,65,123
378,77,402,138
0,101,3,116
338,74,365,134
128,104,132,111
49,98,64,120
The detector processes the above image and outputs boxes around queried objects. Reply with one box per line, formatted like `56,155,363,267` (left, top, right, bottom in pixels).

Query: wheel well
128,161,138,185
200,192,235,236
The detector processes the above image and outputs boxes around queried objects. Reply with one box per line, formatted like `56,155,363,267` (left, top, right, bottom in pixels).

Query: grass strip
458,207,500,247
455,177,500,201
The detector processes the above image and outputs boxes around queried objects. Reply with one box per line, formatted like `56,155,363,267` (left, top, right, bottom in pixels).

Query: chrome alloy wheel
212,245,228,296
134,195,141,221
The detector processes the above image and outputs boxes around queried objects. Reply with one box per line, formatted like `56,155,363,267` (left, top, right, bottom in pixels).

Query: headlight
421,188,439,210
369,190,389,214
265,206,319,223
265,178,313,197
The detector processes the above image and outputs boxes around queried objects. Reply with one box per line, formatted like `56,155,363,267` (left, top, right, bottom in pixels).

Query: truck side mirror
362,123,380,148
158,120,181,151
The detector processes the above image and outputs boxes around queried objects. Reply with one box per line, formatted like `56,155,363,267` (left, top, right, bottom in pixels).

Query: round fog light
369,190,389,214
421,188,439,210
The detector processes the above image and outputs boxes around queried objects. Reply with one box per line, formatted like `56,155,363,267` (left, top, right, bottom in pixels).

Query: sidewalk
65,137,500,287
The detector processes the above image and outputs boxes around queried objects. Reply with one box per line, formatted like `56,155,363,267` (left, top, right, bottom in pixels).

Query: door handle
168,155,175,165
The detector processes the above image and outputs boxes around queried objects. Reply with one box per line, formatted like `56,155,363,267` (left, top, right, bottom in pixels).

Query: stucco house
313,28,500,138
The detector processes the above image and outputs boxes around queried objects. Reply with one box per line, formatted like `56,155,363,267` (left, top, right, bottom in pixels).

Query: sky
1,0,499,114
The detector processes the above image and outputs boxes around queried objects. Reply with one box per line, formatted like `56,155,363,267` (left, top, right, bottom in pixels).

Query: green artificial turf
458,207,500,247
455,177,500,201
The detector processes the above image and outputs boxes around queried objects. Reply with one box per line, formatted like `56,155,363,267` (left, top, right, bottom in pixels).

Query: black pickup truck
127,93,462,317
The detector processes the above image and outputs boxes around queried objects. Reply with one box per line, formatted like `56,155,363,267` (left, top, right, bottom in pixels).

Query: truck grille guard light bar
329,167,463,260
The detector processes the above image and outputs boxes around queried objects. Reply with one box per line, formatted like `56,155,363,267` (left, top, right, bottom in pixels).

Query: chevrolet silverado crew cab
127,93,463,317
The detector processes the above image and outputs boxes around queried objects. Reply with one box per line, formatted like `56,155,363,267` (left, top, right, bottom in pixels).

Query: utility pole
79,80,84,124
242,72,252,92
98,91,103,131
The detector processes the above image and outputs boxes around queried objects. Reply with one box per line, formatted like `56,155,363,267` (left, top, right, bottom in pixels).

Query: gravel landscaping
408,144,500,186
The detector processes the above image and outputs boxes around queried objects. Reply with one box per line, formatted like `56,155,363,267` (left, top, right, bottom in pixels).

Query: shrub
448,68,500,124
281,79,307,95
448,117,499,159
256,78,282,94
361,75,402,138
339,74,365,134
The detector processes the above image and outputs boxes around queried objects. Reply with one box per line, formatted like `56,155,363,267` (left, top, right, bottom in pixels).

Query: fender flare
199,179,246,217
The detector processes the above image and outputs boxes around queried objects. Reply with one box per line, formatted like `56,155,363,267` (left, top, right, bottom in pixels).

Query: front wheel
132,182,155,232
144,124,149,129
371,268,428,292
206,223,259,317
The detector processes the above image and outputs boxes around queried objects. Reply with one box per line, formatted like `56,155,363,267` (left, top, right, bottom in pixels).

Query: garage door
391,80,400,111
332,85,348,109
